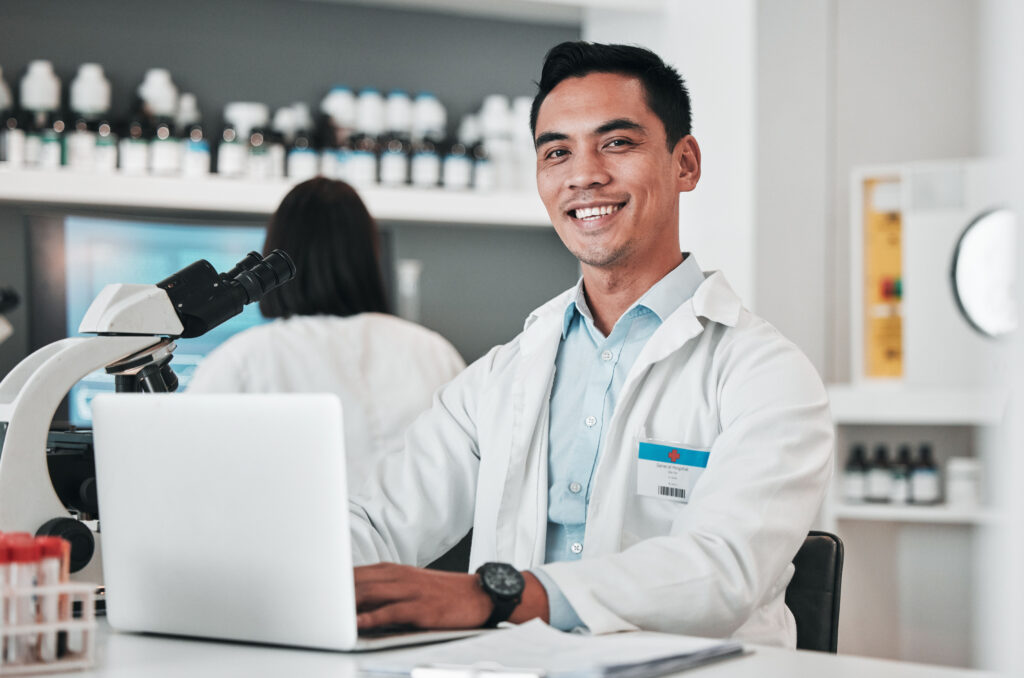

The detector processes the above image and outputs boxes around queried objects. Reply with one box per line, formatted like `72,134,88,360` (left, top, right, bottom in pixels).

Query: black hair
530,41,692,151
258,177,389,318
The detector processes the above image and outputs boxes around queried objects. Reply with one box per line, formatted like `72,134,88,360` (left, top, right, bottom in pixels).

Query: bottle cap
356,89,385,136
137,68,179,118
223,102,270,139
35,536,67,559
7,536,41,563
480,94,511,139
413,92,447,140
321,87,356,127
176,93,201,128
271,106,298,143
291,102,313,132
70,63,111,116
458,114,481,145
947,457,980,474
0,67,11,111
512,96,534,142
20,60,61,112
385,90,412,135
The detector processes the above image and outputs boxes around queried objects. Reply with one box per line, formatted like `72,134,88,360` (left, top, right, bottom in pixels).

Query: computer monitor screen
60,216,267,426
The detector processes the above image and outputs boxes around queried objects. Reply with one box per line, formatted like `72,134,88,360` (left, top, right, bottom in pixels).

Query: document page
361,620,744,677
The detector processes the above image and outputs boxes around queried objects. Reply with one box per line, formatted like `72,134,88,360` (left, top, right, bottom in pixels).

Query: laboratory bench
47,620,994,678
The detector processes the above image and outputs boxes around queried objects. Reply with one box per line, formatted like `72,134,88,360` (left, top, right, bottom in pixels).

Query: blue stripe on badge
638,442,710,468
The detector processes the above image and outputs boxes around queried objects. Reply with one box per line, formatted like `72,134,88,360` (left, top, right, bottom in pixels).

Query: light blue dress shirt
530,254,705,631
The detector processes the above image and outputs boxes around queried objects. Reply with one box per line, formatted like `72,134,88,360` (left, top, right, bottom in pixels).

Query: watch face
480,563,525,598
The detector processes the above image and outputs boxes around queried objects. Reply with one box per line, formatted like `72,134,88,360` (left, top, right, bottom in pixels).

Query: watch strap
482,589,522,628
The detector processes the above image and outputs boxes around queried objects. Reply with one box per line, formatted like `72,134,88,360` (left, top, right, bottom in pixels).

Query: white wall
829,0,980,382
587,0,981,383
754,0,832,373
583,0,758,312
975,0,1024,673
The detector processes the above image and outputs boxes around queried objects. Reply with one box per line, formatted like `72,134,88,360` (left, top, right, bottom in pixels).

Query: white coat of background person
348,42,834,647
188,178,466,493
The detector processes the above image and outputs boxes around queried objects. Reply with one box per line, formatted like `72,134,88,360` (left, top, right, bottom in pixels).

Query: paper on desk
359,620,744,678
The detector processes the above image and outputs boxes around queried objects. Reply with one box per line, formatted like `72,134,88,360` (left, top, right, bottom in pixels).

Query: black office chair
785,530,844,653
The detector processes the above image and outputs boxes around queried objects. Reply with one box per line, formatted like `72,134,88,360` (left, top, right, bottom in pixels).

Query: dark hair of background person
529,41,692,151
259,177,390,318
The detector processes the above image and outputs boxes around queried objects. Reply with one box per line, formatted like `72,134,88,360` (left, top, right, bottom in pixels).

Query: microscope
0,251,295,581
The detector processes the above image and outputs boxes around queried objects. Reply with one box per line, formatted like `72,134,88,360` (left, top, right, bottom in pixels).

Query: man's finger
355,580,418,610
353,562,408,584
357,601,424,630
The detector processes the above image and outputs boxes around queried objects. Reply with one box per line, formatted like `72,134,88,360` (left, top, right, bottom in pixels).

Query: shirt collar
560,254,704,339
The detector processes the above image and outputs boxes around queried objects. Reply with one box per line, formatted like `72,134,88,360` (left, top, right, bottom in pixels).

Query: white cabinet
823,384,1003,668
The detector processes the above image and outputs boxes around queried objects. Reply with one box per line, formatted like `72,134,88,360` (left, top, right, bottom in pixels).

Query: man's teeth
573,204,622,220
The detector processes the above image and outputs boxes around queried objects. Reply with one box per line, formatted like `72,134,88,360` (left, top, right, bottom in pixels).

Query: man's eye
607,139,632,148
545,148,568,160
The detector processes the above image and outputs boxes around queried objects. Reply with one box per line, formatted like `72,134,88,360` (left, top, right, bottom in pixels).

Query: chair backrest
785,530,844,653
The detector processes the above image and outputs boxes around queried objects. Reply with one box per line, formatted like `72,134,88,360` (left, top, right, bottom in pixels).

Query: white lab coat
187,313,466,493
349,272,834,647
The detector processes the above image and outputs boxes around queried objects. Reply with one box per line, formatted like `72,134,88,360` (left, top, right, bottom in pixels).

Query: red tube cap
35,536,67,559
7,536,41,563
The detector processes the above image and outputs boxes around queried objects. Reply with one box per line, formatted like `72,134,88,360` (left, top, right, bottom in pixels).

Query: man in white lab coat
350,42,834,647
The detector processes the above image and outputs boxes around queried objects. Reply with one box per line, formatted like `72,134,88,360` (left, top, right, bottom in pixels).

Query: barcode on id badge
658,486,686,499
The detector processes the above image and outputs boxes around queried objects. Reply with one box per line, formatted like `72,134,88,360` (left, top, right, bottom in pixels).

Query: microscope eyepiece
228,250,296,305
0,287,19,314
157,249,297,338
221,252,264,282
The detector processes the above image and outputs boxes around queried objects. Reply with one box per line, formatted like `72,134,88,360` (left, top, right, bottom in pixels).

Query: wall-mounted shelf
833,502,997,526
0,168,551,227
309,0,665,26
827,383,1006,426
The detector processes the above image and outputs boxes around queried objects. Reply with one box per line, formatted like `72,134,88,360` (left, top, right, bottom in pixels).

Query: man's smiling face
534,71,699,273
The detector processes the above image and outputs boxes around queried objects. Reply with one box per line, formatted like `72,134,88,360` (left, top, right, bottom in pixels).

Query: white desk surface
62,621,992,678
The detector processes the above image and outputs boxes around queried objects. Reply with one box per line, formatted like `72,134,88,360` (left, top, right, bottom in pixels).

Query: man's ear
674,135,701,193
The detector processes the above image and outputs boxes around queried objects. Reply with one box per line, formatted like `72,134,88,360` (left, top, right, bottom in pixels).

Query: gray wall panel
388,222,578,362
0,1,580,368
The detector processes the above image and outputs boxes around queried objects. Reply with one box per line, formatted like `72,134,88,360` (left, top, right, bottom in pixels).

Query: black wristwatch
476,562,525,628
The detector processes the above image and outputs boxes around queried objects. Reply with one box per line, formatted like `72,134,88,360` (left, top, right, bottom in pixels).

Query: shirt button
601,350,613,361
571,542,584,555
585,415,597,428
569,481,582,494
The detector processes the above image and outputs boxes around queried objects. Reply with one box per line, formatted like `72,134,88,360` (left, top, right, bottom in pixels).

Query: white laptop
92,392,481,651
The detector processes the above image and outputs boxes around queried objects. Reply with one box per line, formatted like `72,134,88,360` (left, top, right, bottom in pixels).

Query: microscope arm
0,316,11,345
0,335,161,533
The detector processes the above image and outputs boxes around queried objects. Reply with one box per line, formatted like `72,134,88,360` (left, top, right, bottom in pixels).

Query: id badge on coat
637,438,710,504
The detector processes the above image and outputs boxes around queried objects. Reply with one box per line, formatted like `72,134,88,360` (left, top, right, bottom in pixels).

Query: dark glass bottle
118,114,150,175
842,444,868,503
866,444,892,503
891,445,913,504
910,443,941,505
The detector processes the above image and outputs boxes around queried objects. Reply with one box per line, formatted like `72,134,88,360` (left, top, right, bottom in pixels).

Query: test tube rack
0,582,96,675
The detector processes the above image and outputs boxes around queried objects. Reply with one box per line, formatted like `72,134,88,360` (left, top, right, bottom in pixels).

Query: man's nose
567,150,611,190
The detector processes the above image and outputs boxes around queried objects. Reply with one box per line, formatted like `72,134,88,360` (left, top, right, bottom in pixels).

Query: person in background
188,177,466,493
